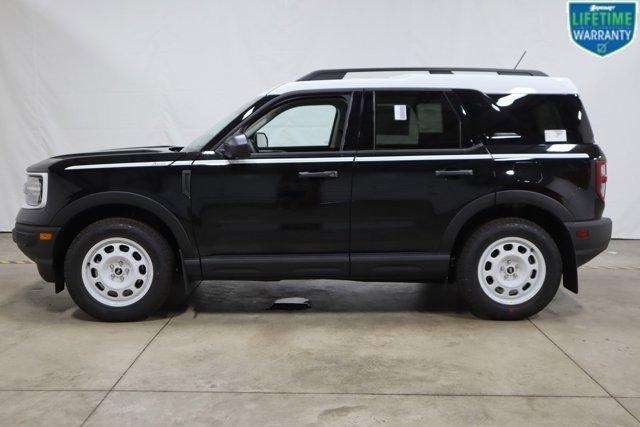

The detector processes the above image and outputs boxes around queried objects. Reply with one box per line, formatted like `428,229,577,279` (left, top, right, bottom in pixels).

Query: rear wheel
65,218,174,321
456,218,562,320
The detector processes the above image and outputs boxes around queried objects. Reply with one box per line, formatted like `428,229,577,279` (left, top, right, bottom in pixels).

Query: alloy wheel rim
477,236,546,305
81,237,153,307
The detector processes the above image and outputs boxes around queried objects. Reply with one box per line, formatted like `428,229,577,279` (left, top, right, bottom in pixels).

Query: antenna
514,50,527,70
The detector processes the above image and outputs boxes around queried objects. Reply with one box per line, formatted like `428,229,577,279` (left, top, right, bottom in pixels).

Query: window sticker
544,129,567,142
394,105,407,121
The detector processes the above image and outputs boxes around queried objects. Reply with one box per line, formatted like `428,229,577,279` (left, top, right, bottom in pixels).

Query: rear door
350,90,494,281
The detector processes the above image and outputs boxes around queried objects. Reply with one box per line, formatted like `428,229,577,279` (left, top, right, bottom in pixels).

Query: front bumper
564,217,612,266
12,223,61,283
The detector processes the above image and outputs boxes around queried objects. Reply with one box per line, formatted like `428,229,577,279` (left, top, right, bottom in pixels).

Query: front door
191,92,359,279
350,90,495,281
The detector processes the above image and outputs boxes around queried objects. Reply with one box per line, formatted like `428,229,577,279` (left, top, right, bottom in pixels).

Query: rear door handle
298,171,339,179
435,169,474,177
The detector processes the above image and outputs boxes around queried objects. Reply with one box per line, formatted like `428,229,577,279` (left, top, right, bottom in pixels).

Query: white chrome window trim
64,152,591,170
355,154,492,162
492,153,589,161
194,157,355,166
22,172,48,210
171,160,194,167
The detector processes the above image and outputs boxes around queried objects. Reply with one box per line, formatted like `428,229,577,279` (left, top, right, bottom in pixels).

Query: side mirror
256,132,269,148
221,134,252,159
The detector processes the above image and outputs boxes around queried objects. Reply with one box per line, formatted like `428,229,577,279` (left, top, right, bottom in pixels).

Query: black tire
456,218,562,320
64,218,174,322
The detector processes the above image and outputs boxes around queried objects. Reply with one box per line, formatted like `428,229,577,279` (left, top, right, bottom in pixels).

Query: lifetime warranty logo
568,2,637,57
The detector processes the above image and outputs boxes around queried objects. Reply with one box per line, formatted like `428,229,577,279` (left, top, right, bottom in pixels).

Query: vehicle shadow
181,279,586,319
185,279,469,314
4,276,584,323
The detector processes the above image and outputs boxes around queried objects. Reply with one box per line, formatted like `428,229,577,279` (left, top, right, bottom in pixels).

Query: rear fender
444,190,578,293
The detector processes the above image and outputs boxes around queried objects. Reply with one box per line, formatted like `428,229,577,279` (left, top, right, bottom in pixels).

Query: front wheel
456,218,562,320
64,218,174,321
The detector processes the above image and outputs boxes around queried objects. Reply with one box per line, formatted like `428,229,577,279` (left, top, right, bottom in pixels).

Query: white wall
1,0,638,237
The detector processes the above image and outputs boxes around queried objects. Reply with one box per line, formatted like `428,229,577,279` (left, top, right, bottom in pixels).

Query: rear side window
456,90,594,144
374,91,460,149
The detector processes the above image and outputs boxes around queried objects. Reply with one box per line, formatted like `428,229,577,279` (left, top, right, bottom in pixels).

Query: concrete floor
0,234,639,426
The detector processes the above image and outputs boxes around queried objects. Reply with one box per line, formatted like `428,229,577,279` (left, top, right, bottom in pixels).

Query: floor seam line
79,314,174,426
614,397,640,424
528,319,640,422
0,389,627,398
79,281,203,426
82,390,619,398
527,318,613,397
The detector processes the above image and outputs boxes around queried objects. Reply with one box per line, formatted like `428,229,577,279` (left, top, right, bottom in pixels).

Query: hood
50,145,180,160
26,145,186,173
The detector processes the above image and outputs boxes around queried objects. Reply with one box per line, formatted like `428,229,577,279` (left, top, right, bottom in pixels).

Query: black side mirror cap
221,134,252,159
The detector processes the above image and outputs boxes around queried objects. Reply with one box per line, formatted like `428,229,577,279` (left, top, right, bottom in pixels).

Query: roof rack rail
297,67,548,81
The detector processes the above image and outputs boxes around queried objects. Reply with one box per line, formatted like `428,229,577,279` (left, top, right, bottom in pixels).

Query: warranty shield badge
568,2,637,57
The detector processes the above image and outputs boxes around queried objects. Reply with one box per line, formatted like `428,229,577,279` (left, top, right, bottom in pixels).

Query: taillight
595,159,607,200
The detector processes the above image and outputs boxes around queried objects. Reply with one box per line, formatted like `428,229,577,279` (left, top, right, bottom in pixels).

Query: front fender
51,191,196,259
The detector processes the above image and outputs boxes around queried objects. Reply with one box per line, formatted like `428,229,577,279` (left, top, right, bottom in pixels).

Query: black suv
13,68,612,321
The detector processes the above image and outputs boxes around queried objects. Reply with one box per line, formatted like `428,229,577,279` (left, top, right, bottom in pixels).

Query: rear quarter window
455,90,594,144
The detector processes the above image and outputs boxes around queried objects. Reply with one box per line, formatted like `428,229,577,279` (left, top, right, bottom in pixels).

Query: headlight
23,173,47,208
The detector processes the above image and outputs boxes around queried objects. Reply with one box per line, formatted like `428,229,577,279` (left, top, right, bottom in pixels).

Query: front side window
245,98,348,152
374,92,460,150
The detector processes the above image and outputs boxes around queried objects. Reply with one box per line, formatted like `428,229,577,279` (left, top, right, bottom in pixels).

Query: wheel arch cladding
50,192,196,285
444,191,578,293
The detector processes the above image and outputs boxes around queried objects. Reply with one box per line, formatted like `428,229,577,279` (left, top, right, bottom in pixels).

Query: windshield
182,96,265,152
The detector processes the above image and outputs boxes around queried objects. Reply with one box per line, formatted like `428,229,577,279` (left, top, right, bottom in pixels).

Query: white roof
268,73,578,96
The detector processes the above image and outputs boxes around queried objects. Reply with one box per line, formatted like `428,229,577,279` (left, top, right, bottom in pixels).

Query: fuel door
511,161,542,184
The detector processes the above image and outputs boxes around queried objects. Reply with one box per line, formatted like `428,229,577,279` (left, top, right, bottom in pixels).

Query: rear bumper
12,223,60,282
564,217,612,266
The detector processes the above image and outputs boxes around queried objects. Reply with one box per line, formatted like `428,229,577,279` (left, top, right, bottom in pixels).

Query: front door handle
435,169,474,177
298,171,339,179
